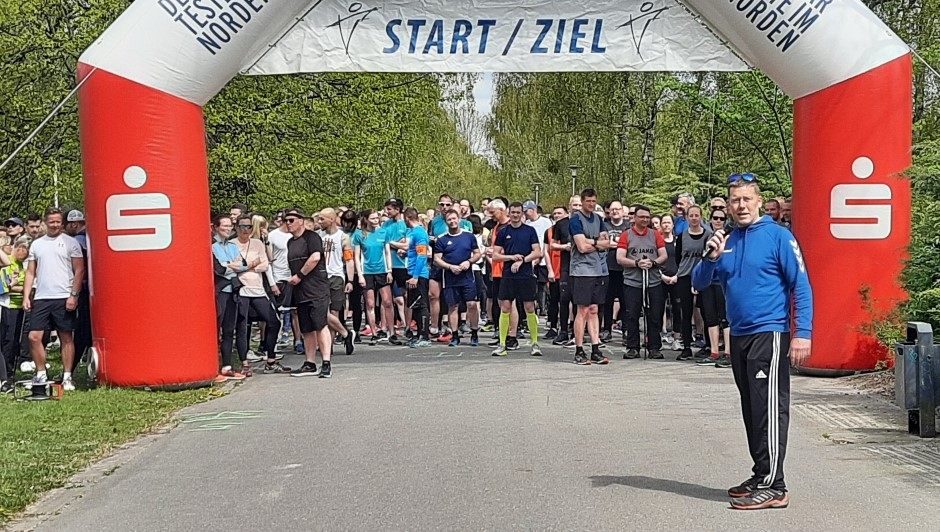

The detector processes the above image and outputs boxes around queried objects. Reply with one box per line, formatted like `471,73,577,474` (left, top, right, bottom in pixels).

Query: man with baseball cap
523,200,551,317
4,218,24,239
64,210,91,370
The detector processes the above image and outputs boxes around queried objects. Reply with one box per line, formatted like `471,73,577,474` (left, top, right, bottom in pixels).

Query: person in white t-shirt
22,208,84,391
317,208,354,356
523,201,552,315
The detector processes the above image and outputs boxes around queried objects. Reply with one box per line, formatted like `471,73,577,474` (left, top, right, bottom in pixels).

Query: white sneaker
62,376,75,392
246,350,264,362
672,338,684,351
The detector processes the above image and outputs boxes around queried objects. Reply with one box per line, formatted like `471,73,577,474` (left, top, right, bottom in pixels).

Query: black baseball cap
283,208,305,219
384,197,404,210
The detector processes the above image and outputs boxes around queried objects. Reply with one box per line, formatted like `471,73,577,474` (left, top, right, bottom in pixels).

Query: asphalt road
16,337,940,531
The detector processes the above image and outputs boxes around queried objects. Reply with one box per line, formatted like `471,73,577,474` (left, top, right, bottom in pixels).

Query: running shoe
246,350,264,362
437,333,453,343
506,337,521,351
344,333,355,355
318,363,332,379
551,333,569,346
697,354,719,366
448,338,460,347
290,362,319,377
730,489,789,510
671,338,684,351
544,328,558,340
531,343,543,356
677,348,695,361
491,345,508,357
599,330,612,342
480,324,494,332
389,335,404,346
459,323,471,334
413,339,432,348
562,338,576,348
623,348,640,360
31,373,47,387
362,326,374,337
693,335,706,348
62,376,76,391
294,343,305,354
590,352,609,365
728,477,761,498
574,352,591,365
469,337,479,347
0,381,13,394
715,354,732,368
648,349,664,360
262,362,291,374
218,368,246,381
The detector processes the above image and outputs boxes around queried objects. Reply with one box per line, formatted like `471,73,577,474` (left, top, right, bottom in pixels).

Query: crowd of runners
205,188,793,382
0,188,794,387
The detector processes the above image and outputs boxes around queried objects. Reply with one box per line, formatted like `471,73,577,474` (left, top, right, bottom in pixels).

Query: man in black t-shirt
284,208,334,378
491,202,542,357
550,195,581,345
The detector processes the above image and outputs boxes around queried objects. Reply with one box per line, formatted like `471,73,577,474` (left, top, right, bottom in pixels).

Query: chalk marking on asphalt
188,422,244,432
179,411,264,424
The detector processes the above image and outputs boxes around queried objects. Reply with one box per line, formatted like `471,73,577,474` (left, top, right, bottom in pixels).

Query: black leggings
348,280,363,335
0,307,25,381
559,278,574,336
700,284,728,328
677,276,696,349
661,281,682,334
602,270,625,332
547,280,560,329
238,296,280,360
217,291,240,368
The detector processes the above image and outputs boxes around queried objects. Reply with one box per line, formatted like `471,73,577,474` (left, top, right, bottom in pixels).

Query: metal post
534,182,541,208
905,322,936,438
569,164,578,196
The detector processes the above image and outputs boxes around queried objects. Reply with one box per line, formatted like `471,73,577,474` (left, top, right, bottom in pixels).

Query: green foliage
903,138,940,328
489,71,794,212
0,2,496,217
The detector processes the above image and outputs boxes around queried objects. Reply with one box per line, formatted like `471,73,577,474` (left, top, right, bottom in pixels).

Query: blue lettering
451,19,472,53
384,19,402,53
423,19,444,53
407,19,426,54
478,19,496,53
570,18,587,53
531,19,552,54
590,19,606,53
554,19,566,53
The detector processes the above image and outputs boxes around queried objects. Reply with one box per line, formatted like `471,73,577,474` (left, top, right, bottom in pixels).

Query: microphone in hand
703,229,727,259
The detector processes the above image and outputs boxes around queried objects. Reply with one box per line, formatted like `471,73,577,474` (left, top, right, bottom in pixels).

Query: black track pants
730,331,791,491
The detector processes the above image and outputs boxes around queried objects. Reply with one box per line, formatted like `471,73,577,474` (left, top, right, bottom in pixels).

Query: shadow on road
589,475,727,502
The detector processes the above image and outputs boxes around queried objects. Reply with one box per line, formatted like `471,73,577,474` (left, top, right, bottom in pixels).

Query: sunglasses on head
711,205,725,210
728,173,757,184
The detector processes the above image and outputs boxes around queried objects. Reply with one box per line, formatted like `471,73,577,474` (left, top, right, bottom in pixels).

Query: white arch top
79,0,907,105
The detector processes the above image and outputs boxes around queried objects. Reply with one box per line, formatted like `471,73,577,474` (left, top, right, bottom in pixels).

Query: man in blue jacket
693,173,813,511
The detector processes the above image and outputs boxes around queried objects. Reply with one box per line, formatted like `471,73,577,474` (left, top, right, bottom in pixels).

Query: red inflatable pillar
793,54,913,373
77,65,218,388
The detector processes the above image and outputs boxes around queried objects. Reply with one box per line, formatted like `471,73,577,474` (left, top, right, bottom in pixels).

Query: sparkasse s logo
829,156,892,240
106,166,173,251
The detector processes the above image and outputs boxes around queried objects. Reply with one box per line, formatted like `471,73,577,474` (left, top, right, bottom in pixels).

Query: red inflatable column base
793,54,912,372
78,65,219,387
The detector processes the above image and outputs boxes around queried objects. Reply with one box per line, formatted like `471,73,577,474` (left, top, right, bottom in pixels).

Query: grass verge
0,355,221,525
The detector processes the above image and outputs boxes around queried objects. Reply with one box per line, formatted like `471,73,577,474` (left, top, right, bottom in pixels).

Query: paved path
16,340,940,531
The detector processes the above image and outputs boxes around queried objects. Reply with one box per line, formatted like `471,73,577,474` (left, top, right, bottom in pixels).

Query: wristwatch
70,291,80,297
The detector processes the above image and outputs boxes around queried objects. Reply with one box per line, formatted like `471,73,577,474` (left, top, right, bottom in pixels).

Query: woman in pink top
234,214,289,375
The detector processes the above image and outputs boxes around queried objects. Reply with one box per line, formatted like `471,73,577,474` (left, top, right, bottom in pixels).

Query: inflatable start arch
77,0,911,386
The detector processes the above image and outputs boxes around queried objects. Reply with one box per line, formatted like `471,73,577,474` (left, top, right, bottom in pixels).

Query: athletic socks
526,312,539,344
499,312,510,346
591,344,601,354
